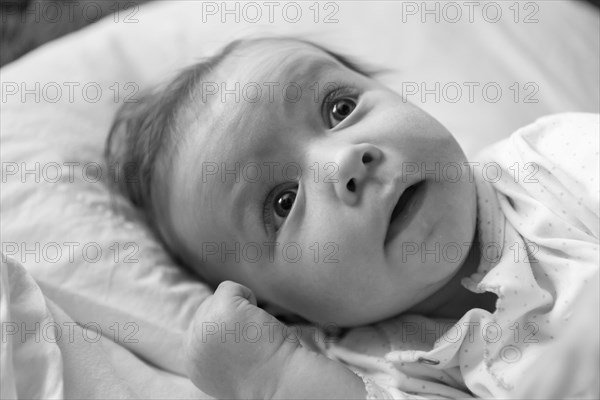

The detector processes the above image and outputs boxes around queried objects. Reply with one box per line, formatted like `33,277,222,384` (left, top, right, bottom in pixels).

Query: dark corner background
0,0,151,67
1,0,599,68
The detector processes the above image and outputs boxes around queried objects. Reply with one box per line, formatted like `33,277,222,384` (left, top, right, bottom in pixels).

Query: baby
105,37,599,399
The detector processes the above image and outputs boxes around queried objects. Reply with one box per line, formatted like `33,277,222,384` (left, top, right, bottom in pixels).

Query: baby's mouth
384,180,426,245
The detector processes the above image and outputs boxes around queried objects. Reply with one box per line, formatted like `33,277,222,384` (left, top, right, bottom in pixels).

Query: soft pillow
1,0,598,376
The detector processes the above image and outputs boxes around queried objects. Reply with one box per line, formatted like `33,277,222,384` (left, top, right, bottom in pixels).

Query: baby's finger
215,280,258,306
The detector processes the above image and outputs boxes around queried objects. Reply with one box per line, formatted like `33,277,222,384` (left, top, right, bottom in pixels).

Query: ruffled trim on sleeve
352,369,425,399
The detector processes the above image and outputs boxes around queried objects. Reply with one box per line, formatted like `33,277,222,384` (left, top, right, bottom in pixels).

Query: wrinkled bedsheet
1,255,210,399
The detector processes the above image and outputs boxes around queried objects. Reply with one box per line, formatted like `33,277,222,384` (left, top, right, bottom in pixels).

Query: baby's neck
408,226,497,320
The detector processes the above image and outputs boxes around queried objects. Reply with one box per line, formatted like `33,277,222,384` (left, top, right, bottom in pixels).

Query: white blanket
1,255,210,399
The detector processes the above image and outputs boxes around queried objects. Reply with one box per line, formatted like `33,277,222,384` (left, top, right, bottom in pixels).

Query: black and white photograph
1,0,599,398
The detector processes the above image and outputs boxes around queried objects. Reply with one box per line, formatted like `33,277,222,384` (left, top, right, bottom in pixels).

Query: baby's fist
184,281,296,399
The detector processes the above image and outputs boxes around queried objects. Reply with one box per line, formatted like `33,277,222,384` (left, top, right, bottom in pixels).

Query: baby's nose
333,143,383,206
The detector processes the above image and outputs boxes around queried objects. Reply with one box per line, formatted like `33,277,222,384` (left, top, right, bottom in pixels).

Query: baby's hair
105,36,378,259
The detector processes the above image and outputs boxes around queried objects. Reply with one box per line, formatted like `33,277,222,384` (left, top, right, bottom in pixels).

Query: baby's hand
184,281,298,399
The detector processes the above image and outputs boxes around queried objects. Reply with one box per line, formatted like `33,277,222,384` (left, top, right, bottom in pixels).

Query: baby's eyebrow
282,57,345,89
310,45,374,78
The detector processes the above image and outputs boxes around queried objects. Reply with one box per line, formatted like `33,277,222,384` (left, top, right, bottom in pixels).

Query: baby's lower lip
384,181,426,245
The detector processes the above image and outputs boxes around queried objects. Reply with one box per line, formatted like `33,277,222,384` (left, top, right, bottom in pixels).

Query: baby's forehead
181,38,368,175
219,39,349,84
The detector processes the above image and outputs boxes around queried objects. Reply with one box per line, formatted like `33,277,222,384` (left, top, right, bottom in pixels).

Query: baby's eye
274,189,296,217
330,98,356,126
264,185,298,233
323,89,358,128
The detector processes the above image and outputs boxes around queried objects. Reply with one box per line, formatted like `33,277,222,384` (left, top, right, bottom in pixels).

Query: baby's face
162,40,477,326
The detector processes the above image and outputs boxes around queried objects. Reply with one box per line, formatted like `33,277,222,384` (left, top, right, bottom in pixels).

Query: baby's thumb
216,280,258,306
